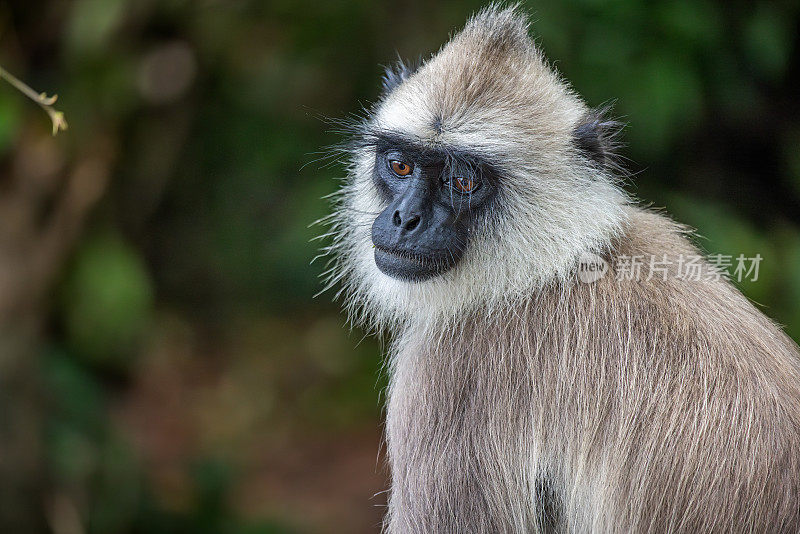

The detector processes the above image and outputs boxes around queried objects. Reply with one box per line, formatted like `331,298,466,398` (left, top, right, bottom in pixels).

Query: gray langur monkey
320,5,800,533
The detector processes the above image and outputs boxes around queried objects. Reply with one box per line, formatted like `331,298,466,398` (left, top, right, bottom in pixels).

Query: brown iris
390,160,412,177
452,176,477,193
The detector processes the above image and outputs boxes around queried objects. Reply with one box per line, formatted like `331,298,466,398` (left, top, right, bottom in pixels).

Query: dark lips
375,245,427,263
373,246,448,282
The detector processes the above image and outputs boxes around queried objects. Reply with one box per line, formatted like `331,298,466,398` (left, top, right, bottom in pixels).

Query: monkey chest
384,348,548,533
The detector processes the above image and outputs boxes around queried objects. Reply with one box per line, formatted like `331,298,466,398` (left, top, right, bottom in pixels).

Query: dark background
0,1,798,532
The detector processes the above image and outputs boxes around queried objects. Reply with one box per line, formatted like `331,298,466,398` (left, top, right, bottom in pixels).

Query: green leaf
61,232,154,369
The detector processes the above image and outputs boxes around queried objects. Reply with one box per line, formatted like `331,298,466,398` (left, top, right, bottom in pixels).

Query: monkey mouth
373,245,455,282
374,245,429,264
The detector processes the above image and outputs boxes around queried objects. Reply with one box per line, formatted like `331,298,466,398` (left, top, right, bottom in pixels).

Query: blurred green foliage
1,0,798,532
61,232,154,369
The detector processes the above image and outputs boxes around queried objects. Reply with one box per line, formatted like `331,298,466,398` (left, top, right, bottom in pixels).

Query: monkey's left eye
390,160,413,177
451,176,478,193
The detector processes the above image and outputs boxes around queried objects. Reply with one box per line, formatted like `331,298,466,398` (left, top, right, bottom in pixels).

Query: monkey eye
389,160,413,177
451,176,478,193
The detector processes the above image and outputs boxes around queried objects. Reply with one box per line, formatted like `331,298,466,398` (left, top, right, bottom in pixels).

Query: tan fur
323,5,800,532
386,208,800,532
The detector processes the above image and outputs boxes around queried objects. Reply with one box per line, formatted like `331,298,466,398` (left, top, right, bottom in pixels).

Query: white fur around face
323,6,629,331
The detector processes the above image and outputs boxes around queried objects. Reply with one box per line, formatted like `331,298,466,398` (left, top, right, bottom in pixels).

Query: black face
370,136,496,282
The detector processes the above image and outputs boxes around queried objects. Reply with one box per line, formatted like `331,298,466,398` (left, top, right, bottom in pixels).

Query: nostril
404,215,421,232
392,211,402,227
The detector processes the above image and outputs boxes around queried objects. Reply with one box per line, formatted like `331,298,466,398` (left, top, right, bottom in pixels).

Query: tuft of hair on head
379,4,532,99
462,2,531,49
572,105,626,171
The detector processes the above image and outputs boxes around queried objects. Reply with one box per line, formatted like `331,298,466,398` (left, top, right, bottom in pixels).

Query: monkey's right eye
390,160,413,177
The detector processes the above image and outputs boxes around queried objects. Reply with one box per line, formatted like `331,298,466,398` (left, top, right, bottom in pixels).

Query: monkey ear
381,57,417,96
573,107,623,168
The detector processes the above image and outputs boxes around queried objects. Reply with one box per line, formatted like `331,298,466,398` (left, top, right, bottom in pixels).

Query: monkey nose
392,210,421,232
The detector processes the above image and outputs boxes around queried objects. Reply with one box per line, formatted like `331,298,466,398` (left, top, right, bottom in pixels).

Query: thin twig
0,65,67,135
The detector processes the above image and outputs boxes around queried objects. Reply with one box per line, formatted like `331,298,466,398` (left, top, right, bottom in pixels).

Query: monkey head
326,6,628,325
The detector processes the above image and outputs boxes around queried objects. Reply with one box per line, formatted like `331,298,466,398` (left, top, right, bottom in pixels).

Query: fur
320,4,800,532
